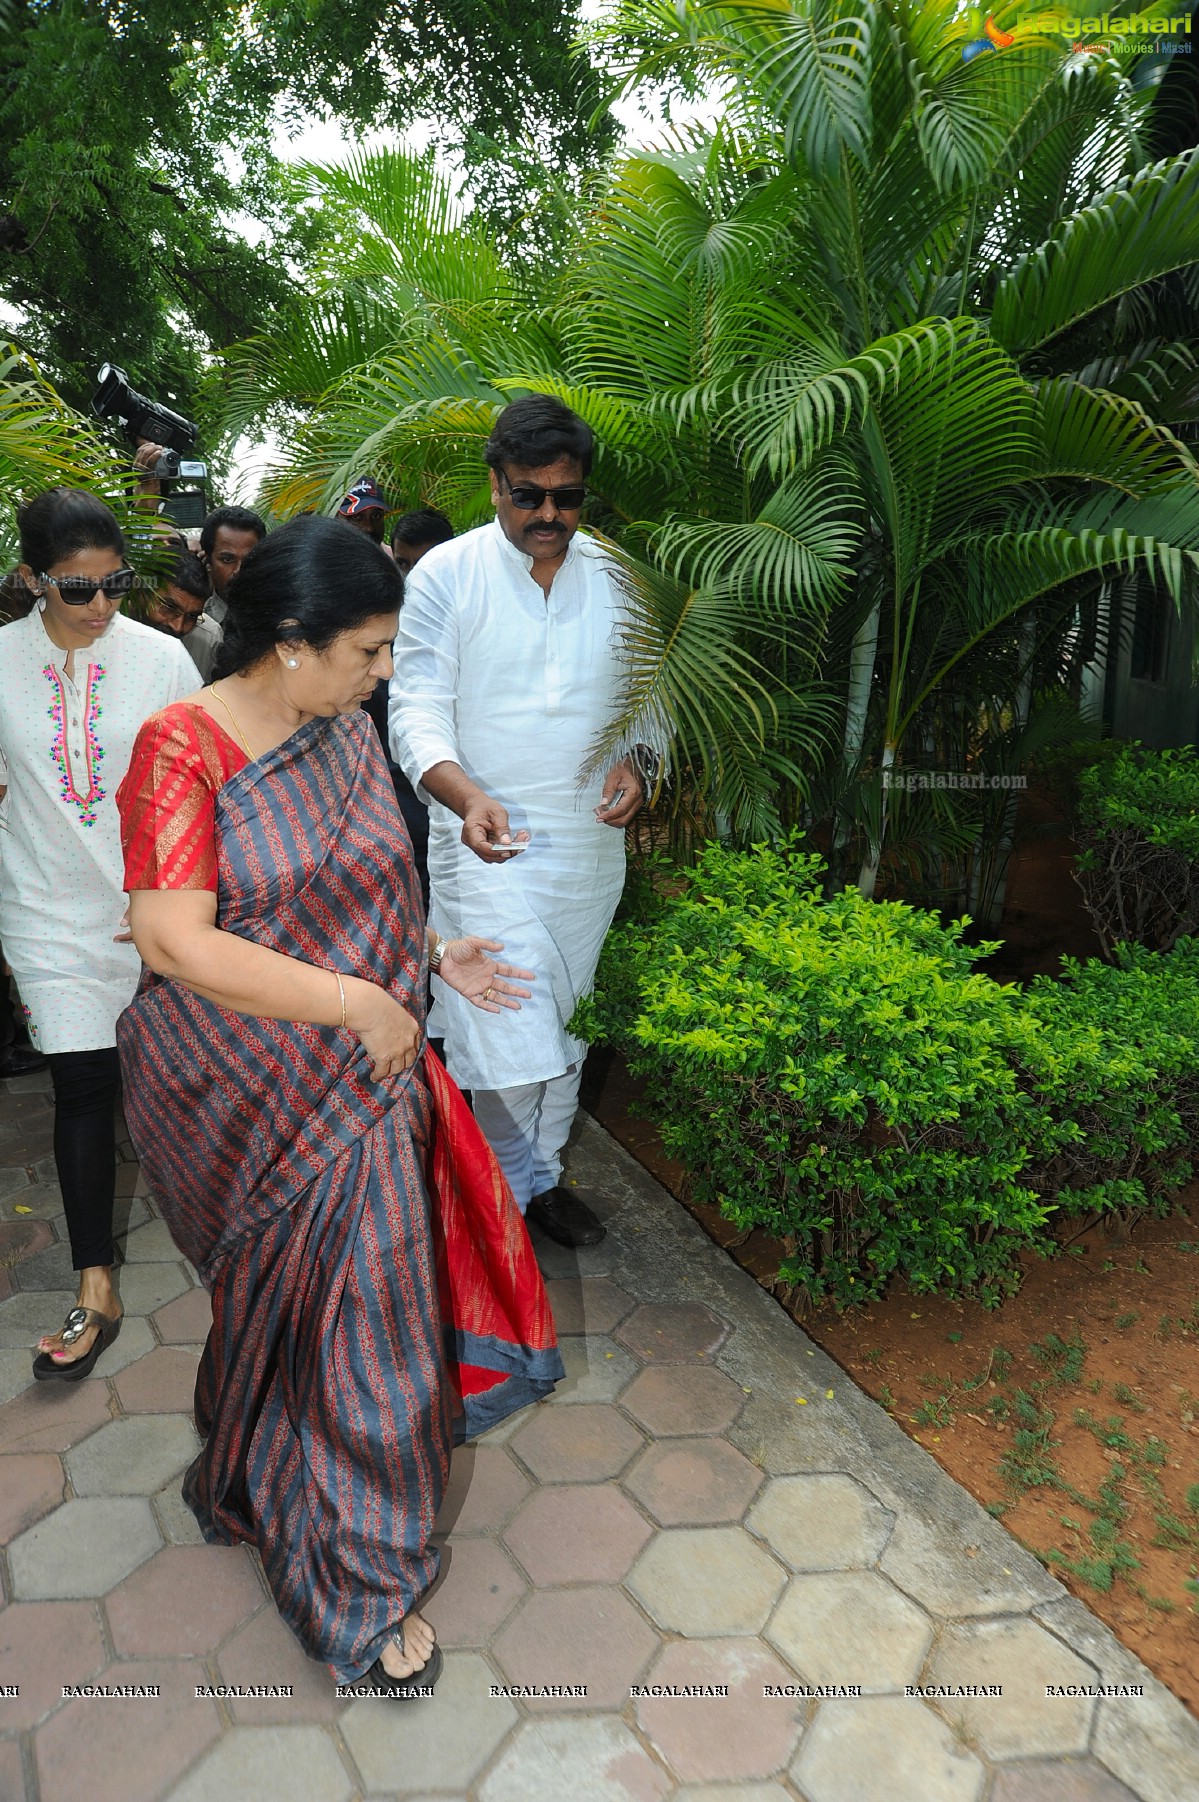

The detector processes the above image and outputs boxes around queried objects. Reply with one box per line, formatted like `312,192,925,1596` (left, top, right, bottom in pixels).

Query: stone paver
434,1445,531,1534
421,1535,527,1646
153,1479,206,1546
926,1616,1099,1758
217,1605,347,1723
793,1693,986,1802
11,1238,78,1291
510,1401,643,1483
546,1332,638,1405
620,1362,748,1436
492,1585,660,1708
634,1638,801,1781
33,1658,221,1802
623,1436,763,1524
342,1652,517,1791
747,1472,894,1569
0,1288,77,1348
615,1301,729,1362
65,1412,199,1495
152,1286,213,1343
164,1724,355,1802
0,1450,64,1541
0,1599,107,1729
766,1569,933,1692
0,1095,1190,1802
0,1740,23,1802
116,1260,192,1315
627,1526,786,1636
990,1759,1142,1801
9,1495,161,1597
676,1789,792,1802
0,1369,111,1453
478,1715,672,1802
543,1277,634,1335
105,1544,264,1655
503,1483,653,1585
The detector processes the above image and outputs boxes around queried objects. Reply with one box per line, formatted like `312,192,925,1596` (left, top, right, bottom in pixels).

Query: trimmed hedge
1075,743,1199,954
575,842,1199,1309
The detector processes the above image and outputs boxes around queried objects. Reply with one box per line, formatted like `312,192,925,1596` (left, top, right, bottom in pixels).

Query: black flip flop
367,1624,443,1699
32,1305,122,1383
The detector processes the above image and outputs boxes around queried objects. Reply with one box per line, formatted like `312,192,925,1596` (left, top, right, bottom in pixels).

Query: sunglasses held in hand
38,568,137,604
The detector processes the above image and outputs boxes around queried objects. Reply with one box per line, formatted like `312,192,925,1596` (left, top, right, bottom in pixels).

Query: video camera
90,364,209,530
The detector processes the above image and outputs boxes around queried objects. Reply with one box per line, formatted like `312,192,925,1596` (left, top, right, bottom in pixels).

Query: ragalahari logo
962,9,1194,59
963,14,1017,57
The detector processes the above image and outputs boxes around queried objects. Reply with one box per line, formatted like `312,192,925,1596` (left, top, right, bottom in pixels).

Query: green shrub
1075,744,1199,954
576,840,1198,1309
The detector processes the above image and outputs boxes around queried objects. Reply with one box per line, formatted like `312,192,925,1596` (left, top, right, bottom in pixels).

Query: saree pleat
117,709,561,1679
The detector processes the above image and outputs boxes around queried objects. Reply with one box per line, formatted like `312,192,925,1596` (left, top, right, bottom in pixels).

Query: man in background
199,506,266,623
390,507,454,575
337,478,388,545
146,548,222,680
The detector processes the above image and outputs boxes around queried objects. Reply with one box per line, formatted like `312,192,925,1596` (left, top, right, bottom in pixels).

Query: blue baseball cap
338,477,386,517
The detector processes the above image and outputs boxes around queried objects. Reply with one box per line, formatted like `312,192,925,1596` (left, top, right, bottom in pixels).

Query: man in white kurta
391,396,644,1246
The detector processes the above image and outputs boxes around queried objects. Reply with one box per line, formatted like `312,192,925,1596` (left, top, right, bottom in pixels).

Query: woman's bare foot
36,1265,121,1366
378,1611,436,1680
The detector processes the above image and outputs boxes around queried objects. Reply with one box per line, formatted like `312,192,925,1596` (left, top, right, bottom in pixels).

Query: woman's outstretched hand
344,980,422,1080
438,937,534,1013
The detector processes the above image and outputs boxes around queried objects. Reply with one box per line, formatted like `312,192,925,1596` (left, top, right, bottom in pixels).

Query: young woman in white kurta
0,489,195,1379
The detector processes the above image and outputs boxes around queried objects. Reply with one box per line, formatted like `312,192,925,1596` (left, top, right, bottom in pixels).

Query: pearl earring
36,596,47,613
286,658,299,668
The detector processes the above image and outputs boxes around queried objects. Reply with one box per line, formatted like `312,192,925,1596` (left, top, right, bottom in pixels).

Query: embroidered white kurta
0,609,196,1052
391,520,628,1090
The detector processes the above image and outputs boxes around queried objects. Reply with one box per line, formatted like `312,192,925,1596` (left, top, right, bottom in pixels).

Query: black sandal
367,1622,443,1699
32,1305,122,1383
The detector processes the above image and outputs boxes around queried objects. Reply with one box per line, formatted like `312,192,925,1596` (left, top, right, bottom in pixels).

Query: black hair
162,548,210,604
483,394,594,478
200,505,267,558
17,488,125,573
212,514,403,680
0,567,35,622
390,508,455,551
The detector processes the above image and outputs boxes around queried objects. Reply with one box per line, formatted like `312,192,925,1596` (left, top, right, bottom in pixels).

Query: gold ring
484,986,494,1002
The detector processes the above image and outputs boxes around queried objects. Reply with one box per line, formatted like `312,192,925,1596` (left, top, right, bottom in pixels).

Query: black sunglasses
499,471,587,512
39,568,136,604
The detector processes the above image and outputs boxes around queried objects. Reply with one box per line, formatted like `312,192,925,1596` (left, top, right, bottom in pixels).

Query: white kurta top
391,520,628,1090
0,608,196,1052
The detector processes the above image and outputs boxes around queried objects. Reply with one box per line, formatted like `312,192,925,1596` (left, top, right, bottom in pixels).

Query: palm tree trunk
856,738,893,898
827,599,880,894
975,608,1037,923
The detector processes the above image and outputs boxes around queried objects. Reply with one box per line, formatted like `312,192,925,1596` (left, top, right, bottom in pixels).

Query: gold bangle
335,971,346,1031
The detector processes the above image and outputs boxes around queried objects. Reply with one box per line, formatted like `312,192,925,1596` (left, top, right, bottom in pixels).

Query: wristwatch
429,936,447,975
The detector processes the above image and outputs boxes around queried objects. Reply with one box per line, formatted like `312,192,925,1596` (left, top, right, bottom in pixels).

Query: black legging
47,1048,121,1271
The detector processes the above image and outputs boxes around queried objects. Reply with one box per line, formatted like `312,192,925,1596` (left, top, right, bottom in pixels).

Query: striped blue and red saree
116,707,562,1679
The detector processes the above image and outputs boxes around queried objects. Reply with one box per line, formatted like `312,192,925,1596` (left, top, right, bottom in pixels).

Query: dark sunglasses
499,470,587,512
39,568,136,604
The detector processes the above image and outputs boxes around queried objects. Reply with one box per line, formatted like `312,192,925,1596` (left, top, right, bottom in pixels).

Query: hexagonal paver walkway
1,1082,1196,1802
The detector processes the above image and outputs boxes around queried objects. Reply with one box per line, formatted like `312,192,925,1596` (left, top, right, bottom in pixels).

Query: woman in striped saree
116,516,562,1696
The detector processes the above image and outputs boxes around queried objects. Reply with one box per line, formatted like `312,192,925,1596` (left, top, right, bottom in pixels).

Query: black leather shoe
526,1185,606,1247
0,1043,47,1077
